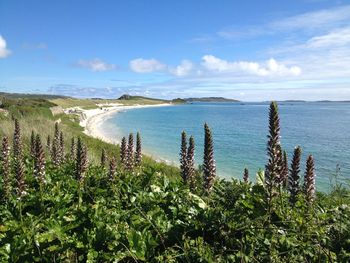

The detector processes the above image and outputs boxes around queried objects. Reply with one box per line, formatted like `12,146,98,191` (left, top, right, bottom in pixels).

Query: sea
100,102,350,191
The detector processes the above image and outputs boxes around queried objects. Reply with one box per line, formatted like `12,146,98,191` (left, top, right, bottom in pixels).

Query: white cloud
130,58,194,76
306,27,350,48
128,56,301,79
77,58,116,72
201,55,301,77
0,35,11,58
169,60,194,77
218,5,350,39
266,26,350,79
129,58,166,73
272,5,350,31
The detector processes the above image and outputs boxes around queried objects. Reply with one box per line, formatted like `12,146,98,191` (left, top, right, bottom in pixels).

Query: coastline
67,103,173,145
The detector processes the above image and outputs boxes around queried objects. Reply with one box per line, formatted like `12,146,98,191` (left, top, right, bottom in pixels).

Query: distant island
173,97,240,103
117,95,240,103
278,100,306,103
2,92,349,104
117,94,168,103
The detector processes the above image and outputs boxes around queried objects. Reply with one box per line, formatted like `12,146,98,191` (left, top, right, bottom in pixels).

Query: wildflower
13,119,26,197
289,146,302,205
303,155,316,204
180,131,187,183
101,148,107,167
120,136,127,166
135,132,142,166
203,123,216,192
265,102,283,201
125,133,134,171
109,157,117,180
75,137,88,182
187,136,195,191
1,137,11,199
34,134,46,185
243,168,249,183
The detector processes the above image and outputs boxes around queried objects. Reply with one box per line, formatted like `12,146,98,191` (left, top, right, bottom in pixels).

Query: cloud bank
201,55,301,77
129,56,301,79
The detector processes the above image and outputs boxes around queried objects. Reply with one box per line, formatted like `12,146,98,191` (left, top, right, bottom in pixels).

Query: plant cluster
264,102,317,210
180,124,216,193
120,132,143,171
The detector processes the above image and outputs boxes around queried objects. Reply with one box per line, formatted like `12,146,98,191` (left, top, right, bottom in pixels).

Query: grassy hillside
50,94,170,109
0,92,67,100
0,96,178,175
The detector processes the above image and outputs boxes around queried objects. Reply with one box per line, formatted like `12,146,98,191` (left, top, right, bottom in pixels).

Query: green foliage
0,157,349,262
0,96,349,262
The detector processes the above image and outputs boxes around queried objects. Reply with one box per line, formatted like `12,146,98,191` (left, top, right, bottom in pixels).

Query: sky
0,0,350,101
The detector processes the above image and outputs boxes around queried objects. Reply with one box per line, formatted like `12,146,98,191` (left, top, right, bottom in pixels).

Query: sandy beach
66,103,173,145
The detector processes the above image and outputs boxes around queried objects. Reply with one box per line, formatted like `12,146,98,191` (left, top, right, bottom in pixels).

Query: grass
50,96,170,109
49,98,101,109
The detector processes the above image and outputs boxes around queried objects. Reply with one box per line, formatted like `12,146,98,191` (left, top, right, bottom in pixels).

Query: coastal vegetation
0,95,349,262
50,95,170,110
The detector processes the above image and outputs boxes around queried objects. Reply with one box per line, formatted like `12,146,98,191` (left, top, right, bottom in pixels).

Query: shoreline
67,103,173,145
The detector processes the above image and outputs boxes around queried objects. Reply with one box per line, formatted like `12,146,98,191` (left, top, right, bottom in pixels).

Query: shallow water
101,102,350,191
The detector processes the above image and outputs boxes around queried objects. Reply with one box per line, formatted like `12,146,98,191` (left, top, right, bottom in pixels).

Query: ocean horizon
100,101,350,192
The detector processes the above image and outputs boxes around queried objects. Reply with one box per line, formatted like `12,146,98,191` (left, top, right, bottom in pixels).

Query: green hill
0,91,68,100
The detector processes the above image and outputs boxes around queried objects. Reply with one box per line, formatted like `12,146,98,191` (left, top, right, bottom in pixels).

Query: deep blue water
101,102,350,191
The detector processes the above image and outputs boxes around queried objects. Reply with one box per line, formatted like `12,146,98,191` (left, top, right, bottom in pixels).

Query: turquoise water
101,102,350,191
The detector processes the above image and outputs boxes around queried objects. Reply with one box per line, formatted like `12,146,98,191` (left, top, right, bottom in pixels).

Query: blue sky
0,0,350,101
